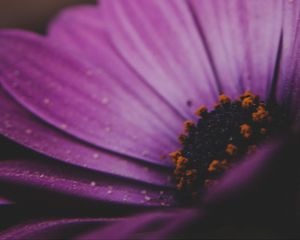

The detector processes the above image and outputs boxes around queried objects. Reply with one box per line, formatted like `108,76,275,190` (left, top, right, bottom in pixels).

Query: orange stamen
240,123,252,138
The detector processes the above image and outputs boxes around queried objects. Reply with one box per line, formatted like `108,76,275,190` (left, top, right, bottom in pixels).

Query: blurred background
0,0,96,33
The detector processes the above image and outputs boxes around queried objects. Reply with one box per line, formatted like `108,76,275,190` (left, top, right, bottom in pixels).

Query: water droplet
93,153,99,159
107,190,112,194
43,98,50,104
141,190,147,195
101,97,109,104
90,181,96,187
25,129,32,134
66,149,71,154
60,124,67,129
144,196,151,201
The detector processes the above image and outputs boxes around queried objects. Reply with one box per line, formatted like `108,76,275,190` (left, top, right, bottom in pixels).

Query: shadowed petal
201,133,298,238
0,218,119,240
101,0,219,116
0,30,182,166
73,134,298,239
0,159,176,207
0,87,174,187
0,196,12,205
279,1,300,127
76,209,198,240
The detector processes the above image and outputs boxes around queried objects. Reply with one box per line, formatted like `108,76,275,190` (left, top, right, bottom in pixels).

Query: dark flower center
170,91,287,200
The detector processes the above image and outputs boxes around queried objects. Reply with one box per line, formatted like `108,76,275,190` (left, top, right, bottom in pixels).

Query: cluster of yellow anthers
170,91,272,193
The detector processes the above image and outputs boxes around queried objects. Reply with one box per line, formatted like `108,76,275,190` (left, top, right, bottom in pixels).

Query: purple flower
0,0,299,239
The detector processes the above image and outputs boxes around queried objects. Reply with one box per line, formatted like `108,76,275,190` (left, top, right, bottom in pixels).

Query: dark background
0,0,96,33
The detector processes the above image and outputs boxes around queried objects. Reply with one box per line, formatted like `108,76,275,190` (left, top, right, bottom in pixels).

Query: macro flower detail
0,0,299,239
171,91,287,199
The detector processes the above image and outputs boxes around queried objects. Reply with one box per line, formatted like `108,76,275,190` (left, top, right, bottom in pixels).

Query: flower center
170,91,286,200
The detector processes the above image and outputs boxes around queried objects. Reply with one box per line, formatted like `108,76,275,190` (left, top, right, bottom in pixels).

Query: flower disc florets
170,91,286,200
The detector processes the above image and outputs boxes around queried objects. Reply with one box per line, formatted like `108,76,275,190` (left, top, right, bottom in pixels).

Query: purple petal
0,158,176,207
189,0,283,99
0,87,173,187
0,218,118,240
278,1,300,126
0,196,13,205
76,209,198,240
0,30,183,167
48,4,189,124
101,0,219,115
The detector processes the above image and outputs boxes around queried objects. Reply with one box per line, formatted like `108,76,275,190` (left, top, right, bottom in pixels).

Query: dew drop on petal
107,189,112,195
43,98,50,105
25,129,32,134
101,97,109,105
144,196,151,201
90,181,96,187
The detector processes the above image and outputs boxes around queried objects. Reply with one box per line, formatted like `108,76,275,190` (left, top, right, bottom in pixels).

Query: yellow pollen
195,105,207,117
241,97,254,109
208,160,220,173
240,123,252,138
252,105,269,122
240,90,257,100
171,90,281,199
178,134,187,144
176,156,188,169
225,143,238,156
219,94,231,104
183,120,195,132
169,150,182,163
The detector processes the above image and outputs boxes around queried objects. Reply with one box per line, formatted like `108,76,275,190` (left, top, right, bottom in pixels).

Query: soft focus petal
0,196,12,205
101,0,219,117
201,133,298,238
279,1,300,128
188,0,283,99
0,218,118,240
0,87,173,187
0,30,181,167
0,158,176,207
